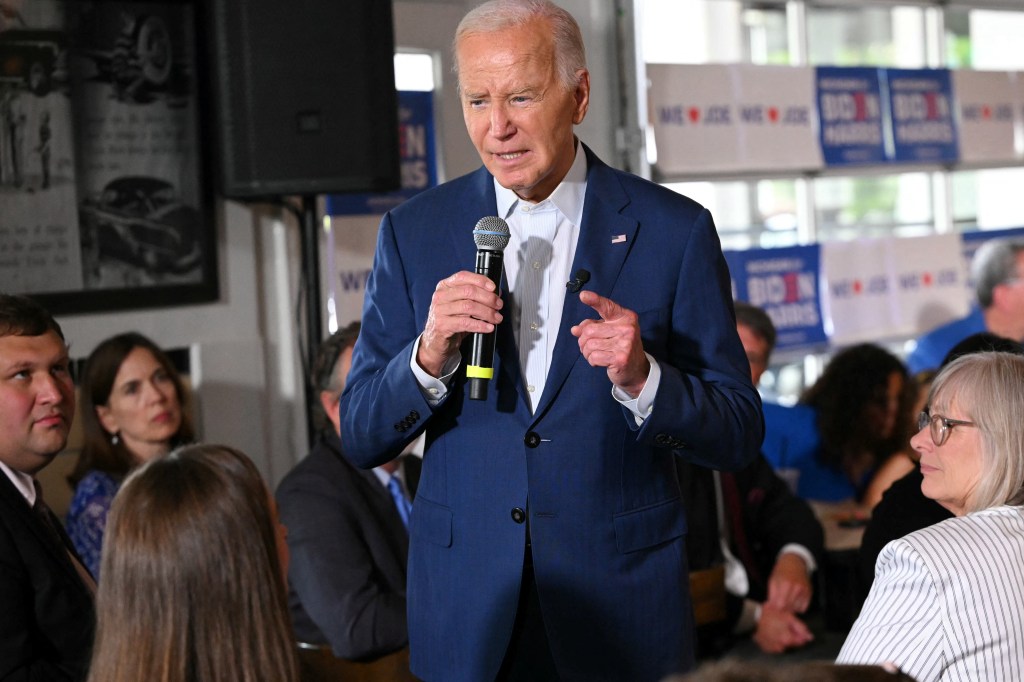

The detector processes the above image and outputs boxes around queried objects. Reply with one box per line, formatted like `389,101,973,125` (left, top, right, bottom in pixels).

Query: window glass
664,180,800,251
951,168,1024,232
807,6,927,67
394,52,435,91
946,9,1024,69
641,0,788,65
813,173,934,242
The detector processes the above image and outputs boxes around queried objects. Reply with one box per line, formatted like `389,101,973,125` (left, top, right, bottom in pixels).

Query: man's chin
9,448,62,477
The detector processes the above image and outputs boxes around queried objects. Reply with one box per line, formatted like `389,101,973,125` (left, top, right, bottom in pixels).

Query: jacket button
654,434,670,446
409,410,420,421
394,422,408,433
524,432,541,448
511,507,526,524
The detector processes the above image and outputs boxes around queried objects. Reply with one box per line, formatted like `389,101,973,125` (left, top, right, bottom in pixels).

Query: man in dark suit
0,294,95,681
338,2,762,680
277,321,419,677
681,302,824,658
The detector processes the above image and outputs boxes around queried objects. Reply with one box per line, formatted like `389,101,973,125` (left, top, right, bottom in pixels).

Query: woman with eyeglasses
837,351,1024,681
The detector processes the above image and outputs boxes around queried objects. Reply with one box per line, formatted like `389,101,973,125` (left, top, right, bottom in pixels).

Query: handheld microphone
566,268,591,293
467,216,510,401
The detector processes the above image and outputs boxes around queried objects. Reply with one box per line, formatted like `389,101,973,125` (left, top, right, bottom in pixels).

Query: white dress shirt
0,459,37,506
412,141,661,418
838,505,1024,681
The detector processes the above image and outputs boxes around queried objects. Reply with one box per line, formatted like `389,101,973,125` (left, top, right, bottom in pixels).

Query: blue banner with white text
725,244,827,351
815,66,888,166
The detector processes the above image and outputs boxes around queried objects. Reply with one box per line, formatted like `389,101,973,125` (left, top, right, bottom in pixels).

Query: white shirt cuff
410,335,460,405
778,544,817,574
612,353,660,425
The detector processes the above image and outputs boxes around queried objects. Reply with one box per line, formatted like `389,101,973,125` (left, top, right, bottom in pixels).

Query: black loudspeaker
206,0,401,199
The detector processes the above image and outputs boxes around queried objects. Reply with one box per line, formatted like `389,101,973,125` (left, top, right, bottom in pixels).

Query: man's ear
572,69,590,125
319,390,337,418
991,281,1013,311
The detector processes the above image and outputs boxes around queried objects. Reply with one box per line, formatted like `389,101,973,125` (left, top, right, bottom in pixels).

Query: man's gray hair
453,0,587,94
970,237,1024,308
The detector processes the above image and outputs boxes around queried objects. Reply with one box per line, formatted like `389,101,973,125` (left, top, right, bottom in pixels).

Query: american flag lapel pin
611,234,626,244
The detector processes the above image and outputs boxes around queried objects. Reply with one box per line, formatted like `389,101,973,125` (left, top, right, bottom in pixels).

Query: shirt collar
495,138,588,226
372,461,402,488
0,458,37,506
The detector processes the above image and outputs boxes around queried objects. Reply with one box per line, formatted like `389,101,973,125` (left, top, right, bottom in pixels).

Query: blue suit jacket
339,146,763,682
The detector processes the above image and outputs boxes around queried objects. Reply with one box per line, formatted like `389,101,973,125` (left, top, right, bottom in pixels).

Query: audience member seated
86,443,299,682
859,367,934,509
766,344,915,504
856,332,1024,607
681,302,824,659
276,322,419,680
0,294,94,680
906,236,1024,374
669,659,917,682
838,352,1024,681
65,332,193,578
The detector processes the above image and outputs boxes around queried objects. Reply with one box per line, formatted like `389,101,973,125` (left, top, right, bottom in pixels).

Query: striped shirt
838,505,1024,681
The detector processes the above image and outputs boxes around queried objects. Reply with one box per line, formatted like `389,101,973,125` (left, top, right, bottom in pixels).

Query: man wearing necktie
680,302,824,659
276,321,420,677
0,294,95,681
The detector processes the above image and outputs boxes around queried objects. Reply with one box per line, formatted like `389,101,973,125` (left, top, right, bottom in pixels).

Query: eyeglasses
917,408,976,447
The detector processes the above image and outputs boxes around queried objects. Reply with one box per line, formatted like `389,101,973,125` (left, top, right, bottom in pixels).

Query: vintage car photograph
79,175,202,280
0,28,68,96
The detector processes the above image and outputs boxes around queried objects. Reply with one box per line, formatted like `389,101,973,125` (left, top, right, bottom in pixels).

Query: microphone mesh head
473,216,511,251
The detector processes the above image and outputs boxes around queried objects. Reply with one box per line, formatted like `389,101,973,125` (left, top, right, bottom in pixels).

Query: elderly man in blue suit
339,1,763,680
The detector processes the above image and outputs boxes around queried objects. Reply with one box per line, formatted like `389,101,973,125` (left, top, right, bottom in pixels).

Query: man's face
994,251,1024,321
0,331,74,475
457,18,589,202
737,323,770,386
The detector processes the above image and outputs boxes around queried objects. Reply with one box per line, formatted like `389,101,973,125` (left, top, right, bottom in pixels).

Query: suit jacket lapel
0,472,86,588
533,149,638,418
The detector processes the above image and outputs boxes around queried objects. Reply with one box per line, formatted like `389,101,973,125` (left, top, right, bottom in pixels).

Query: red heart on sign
768,107,779,123
688,107,700,123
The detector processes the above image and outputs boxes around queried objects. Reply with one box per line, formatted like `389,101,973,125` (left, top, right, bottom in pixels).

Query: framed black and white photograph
0,0,216,314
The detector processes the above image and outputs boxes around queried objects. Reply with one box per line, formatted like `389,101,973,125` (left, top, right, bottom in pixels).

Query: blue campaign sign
815,66,888,166
326,91,438,216
724,244,827,351
884,68,959,164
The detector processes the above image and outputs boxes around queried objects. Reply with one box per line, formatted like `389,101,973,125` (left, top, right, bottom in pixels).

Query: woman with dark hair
793,343,916,502
65,332,193,577
86,443,299,682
